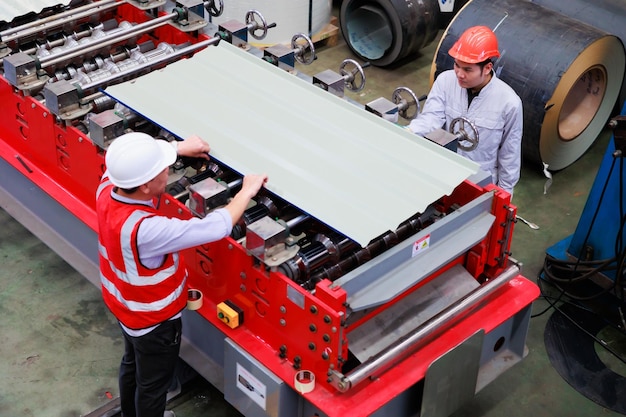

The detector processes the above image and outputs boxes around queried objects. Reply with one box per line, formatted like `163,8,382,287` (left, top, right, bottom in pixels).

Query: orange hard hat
448,25,500,63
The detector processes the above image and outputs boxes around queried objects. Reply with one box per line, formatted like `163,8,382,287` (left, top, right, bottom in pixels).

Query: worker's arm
407,71,451,136
496,97,523,195
224,174,269,226
137,173,268,265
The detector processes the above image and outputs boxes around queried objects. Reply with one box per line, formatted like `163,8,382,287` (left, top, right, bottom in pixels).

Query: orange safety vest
96,180,187,329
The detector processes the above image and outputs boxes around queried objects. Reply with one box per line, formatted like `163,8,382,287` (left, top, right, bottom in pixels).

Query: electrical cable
534,275,626,365
531,270,567,318
542,254,616,283
542,258,617,301
531,258,615,319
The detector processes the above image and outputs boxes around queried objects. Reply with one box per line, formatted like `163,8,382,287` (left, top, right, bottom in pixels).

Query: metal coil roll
433,0,626,171
529,0,626,109
339,0,440,67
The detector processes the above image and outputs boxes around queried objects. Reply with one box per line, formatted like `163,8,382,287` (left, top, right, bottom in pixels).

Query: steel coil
529,0,626,108
339,0,441,67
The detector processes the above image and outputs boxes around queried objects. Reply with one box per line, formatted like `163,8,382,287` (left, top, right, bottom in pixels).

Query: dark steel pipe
339,0,440,67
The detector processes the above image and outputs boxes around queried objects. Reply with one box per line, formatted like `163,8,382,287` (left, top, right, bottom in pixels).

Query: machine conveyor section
335,191,495,311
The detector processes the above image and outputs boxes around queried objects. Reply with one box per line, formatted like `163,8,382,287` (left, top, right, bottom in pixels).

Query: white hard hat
105,132,177,189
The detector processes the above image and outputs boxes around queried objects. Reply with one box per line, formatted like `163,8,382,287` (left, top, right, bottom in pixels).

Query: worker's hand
177,134,211,159
240,174,268,199
226,174,269,226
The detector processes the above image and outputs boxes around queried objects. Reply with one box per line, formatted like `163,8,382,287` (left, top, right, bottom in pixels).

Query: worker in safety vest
408,25,523,195
96,132,267,417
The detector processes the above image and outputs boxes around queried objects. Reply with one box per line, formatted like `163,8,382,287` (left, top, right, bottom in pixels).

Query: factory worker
408,25,523,195
96,132,267,417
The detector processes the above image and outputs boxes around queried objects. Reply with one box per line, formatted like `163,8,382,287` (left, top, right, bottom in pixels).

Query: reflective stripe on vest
98,210,180,286
99,270,186,313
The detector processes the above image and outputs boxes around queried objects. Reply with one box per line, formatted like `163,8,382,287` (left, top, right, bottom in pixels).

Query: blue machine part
546,106,626,283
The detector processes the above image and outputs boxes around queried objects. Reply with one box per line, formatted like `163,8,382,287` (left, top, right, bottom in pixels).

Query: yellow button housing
217,300,242,329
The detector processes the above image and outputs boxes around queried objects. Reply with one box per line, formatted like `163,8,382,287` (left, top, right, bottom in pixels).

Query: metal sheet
105,41,478,246
421,330,484,417
0,0,71,23
348,264,479,362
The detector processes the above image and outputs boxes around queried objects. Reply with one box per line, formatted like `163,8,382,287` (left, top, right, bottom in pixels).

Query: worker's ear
484,61,494,76
138,182,153,196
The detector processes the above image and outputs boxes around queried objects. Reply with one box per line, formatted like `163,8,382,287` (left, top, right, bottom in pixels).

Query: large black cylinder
529,0,626,108
339,0,441,67
433,0,625,171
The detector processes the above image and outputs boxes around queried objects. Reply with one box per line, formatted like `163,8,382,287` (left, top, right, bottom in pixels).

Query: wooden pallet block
311,15,340,48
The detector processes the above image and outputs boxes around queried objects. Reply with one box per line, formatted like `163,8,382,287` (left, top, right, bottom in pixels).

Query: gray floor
1,11,626,417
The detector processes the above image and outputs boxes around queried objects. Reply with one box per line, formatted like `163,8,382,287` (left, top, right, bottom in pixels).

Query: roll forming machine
0,1,539,417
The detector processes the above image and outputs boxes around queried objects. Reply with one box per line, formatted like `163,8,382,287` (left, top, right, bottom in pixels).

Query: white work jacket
408,70,523,194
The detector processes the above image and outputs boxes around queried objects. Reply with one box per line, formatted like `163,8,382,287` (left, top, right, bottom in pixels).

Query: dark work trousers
118,318,182,417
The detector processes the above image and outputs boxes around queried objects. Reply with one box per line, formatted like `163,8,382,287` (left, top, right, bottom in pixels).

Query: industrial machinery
540,104,626,414
544,106,626,325
0,1,539,417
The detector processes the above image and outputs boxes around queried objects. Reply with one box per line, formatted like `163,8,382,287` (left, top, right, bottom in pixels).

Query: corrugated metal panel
0,0,70,24
105,41,479,246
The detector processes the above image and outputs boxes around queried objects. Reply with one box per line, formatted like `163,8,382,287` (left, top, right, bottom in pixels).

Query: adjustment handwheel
291,33,316,65
339,58,366,92
204,0,224,17
391,86,419,120
246,10,269,40
450,116,479,151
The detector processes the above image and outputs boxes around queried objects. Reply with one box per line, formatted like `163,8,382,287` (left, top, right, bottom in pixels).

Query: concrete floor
1,9,626,417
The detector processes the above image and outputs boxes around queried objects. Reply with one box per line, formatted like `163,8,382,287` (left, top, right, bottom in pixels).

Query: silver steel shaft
79,36,220,92
41,12,177,69
1,0,119,43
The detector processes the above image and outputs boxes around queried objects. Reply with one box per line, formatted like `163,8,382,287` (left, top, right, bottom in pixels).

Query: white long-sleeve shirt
408,70,523,194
